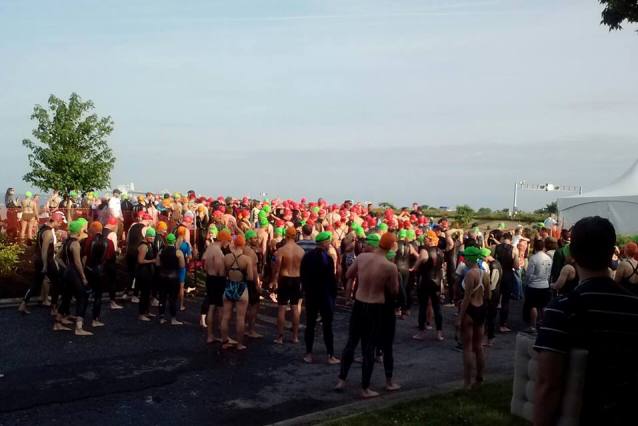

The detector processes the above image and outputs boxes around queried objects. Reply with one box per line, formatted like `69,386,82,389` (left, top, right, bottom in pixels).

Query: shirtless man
221,234,254,350
336,232,400,398
244,229,263,339
272,227,305,344
202,229,230,344
256,216,272,276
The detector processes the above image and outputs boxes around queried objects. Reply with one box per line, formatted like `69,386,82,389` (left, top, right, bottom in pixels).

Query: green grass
322,381,529,426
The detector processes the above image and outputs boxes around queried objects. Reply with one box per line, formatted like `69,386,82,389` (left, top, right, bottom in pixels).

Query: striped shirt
534,276,638,424
297,239,316,254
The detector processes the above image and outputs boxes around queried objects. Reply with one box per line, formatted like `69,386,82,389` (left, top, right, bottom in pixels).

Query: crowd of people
8,188,638,409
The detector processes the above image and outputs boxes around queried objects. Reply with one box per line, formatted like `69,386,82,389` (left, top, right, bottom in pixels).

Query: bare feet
291,337,299,344
334,379,346,391
110,301,123,310
227,337,238,345
131,296,139,304
499,326,511,333
361,388,380,399
246,331,263,338
236,344,247,351
53,323,71,331
222,340,236,350
385,381,401,391
18,303,30,315
170,319,183,326
303,354,313,364
138,315,151,322
91,320,105,327
273,336,284,345
412,331,427,341
59,317,74,326
160,319,167,325
180,306,186,312
74,328,93,336
436,332,444,342
327,356,340,365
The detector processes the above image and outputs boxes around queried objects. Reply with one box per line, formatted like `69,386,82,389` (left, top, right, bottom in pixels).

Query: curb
267,373,511,426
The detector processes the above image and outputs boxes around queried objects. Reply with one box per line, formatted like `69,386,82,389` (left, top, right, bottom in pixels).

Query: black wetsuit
395,242,411,312
59,237,89,319
417,246,444,331
158,245,180,318
85,232,108,320
300,248,337,357
126,222,145,295
136,241,156,315
494,243,515,327
23,224,61,305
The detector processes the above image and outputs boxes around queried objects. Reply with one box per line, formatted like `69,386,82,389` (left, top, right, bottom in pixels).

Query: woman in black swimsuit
457,246,489,390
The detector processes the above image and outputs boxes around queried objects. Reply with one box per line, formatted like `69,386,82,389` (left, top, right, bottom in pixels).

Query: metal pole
511,181,518,217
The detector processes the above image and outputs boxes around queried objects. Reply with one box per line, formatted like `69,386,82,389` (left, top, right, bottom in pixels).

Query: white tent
558,160,638,235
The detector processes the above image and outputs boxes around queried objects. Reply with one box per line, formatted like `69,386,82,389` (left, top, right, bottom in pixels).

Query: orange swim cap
285,227,297,239
625,242,638,259
426,230,439,247
218,230,232,243
234,234,246,247
157,221,168,232
89,221,103,234
379,232,396,251
177,226,187,237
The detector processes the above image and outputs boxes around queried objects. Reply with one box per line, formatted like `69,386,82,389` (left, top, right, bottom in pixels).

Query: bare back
278,240,304,278
224,250,253,282
351,252,399,304
203,243,226,276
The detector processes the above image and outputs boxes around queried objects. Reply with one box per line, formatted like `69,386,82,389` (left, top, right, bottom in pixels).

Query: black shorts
277,276,301,306
525,287,551,310
206,275,226,307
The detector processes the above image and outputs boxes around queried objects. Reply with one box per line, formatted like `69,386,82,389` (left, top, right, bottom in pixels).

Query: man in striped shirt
533,216,638,426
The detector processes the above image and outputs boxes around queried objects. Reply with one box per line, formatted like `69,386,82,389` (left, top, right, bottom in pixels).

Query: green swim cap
76,217,88,228
399,229,407,239
300,220,307,226
378,223,388,232
259,216,269,226
407,229,416,241
166,233,176,244
316,231,332,243
262,205,271,214
68,220,83,235
386,250,397,261
275,227,284,237
498,223,505,230
69,190,78,198
479,248,492,259
245,230,257,240
208,224,218,237
174,192,181,199
464,246,481,262
25,191,33,198
145,227,156,238
366,233,381,248
355,227,366,238
312,206,320,214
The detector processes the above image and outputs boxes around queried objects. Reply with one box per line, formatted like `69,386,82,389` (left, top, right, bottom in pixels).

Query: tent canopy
558,160,638,235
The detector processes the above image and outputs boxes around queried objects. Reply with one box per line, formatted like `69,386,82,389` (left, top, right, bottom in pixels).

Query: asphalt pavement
0,292,524,426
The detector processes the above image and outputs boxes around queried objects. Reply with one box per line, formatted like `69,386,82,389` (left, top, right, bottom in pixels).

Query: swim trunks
277,276,302,306
224,280,247,302
206,275,226,307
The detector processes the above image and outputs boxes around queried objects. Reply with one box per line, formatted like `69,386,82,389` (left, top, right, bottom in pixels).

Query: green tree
378,202,396,210
534,201,558,215
477,207,492,216
455,204,475,226
22,93,115,194
599,0,638,30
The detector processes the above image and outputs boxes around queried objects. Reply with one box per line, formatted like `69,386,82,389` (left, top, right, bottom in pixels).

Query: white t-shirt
108,197,122,219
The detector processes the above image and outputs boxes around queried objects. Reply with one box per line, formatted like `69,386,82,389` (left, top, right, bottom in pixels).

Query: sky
1,0,637,211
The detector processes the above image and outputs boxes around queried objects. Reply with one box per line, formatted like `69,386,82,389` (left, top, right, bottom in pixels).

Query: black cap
113,189,122,194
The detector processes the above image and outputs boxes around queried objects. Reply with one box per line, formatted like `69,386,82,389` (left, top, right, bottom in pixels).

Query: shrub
0,236,25,277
